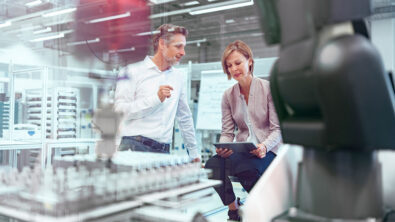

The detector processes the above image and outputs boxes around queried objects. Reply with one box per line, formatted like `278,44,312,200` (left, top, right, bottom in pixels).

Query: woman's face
225,50,252,82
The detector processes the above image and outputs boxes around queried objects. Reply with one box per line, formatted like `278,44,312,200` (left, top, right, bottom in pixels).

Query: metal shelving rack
1,63,113,169
26,87,80,140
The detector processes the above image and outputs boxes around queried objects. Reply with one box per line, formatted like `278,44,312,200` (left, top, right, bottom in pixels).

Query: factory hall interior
0,0,394,221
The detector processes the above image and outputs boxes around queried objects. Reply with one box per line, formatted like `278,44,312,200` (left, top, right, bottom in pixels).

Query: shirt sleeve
262,89,282,152
114,66,162,120
219,91,236,143
175,78,200,159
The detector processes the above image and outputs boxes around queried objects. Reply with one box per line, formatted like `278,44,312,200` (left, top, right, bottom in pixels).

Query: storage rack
26,88,80,140
0,101,10,138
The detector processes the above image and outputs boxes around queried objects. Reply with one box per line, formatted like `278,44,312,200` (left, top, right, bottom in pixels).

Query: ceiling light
25,0,43,7
181,1,200,6
87,12,131,24
42,8,76,17
5,25,41,35
67,38,100,46
149,8,191,19
186,38,207,45
251,33,263,37
30,33,64,42
109,47,135,53
226,19,235,23
136,30,160,36
0,21,11,28
149,0,251,19
150,0,176,4
189,0,253,15
33,27,52,34
61,30,74,35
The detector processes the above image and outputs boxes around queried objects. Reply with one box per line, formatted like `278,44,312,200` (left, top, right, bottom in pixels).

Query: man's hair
222,40,254,80
152,24,188,53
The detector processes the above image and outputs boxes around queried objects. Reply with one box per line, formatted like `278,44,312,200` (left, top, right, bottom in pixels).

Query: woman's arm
261,90,282,152
219,91,236,143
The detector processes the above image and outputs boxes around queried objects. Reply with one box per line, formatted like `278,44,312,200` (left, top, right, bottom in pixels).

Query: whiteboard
196,70,236,130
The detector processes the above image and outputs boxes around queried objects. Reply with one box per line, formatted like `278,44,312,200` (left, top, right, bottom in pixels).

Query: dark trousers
119,136,170,154
205,151,276,205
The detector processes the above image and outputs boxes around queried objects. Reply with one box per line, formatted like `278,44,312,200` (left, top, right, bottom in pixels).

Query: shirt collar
144,56,174,72
237,77,256,98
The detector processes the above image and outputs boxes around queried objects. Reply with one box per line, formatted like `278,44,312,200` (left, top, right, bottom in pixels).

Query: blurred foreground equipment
254,0,395,221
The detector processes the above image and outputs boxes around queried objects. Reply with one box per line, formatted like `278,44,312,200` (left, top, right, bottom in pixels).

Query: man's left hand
192,157,201,163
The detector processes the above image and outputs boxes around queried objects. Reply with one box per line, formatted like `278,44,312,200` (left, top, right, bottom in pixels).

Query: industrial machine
256,0,395,221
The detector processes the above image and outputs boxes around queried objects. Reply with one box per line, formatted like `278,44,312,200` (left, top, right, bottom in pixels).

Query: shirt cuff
150,94,162,106
262,141,271,152
187,147,200,159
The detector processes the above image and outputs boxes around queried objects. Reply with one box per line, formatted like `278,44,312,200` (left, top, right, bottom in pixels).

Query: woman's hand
216,148,233,158
250,143,267,158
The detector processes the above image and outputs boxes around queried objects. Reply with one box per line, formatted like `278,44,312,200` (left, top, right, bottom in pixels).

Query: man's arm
114,67,162,120
175,82,200,161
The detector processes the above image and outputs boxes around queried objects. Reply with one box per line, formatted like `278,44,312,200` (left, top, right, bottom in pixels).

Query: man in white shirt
114,24,200,162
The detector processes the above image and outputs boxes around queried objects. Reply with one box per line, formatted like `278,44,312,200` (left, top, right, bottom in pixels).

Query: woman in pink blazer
205,40,282,221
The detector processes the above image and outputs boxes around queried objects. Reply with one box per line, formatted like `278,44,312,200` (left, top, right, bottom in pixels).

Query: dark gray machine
256,0,395,221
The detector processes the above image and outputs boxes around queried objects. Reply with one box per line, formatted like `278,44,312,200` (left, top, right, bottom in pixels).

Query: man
114,24,200,162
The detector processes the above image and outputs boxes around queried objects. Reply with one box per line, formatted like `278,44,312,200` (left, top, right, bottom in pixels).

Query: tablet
213,142,257,153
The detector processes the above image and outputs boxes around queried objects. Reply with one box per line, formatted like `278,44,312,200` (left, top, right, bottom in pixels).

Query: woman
205,40,282,221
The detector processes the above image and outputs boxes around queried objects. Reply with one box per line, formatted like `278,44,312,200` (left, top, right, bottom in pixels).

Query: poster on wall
196,70,236,130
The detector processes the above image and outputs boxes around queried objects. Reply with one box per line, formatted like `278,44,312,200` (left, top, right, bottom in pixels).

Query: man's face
161,33,186,66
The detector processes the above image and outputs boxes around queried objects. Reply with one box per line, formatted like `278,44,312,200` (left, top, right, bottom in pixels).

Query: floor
186,181,248,222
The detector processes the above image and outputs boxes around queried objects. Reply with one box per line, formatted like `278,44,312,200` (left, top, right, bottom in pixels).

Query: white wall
371,18,395,72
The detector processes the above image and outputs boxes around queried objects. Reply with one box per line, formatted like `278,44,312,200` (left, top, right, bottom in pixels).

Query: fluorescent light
61,29,74,35
150,0,176,4
186,38,207,45
33,27,52,34
87,12,131,24
42,8,76,17
181,1,200,6
189,0,253,15
136,30,160,36
251,32,263,37
67,38,100,46
30,33,64,42
25,0,43,7
226,19,235,23
149,0,251,19
0,21,11,28
109,47,135,53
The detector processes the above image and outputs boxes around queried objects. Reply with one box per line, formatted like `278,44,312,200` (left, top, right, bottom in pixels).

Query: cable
85,39,118,65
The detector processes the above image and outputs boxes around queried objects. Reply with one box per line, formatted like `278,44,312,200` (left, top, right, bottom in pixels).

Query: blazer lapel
248,77,257,117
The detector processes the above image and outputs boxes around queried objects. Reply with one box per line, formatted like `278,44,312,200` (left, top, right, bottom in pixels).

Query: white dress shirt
240,95,259,145
114,56,199,159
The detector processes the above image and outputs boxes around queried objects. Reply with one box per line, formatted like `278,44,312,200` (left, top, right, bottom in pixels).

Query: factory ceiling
0,0,394,67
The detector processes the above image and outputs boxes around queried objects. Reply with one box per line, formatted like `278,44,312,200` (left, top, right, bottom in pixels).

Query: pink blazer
219,77,282,153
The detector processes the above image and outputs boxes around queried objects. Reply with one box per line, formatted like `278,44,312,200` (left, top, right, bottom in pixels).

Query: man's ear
158,38,165,50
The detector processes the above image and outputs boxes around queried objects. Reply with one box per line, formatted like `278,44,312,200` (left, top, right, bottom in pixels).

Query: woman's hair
152,24,188,53
221,40,254,80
